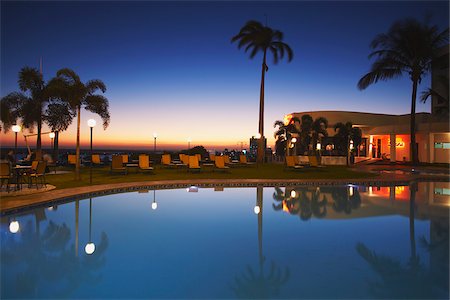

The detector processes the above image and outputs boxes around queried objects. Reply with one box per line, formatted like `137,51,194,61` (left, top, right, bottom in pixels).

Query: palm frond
86,79,106,94
84,95,110,129
56,68,81,84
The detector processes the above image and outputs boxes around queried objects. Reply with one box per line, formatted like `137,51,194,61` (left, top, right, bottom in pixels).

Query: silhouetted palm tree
43,102,74,162
334,122,362,165
273,117,300,156
54,69,110,180
420,74,449,118
358,18,448,164
0,67,52,158
232,20,293,163
311,117,328,152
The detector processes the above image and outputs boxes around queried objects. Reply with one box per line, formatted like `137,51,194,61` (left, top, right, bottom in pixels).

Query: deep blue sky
1,1,449,149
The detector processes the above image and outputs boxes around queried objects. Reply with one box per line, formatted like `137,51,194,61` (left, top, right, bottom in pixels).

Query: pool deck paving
1,163,448,214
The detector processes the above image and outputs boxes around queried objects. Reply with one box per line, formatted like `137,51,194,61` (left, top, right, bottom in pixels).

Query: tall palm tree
232,20,293,163
358,18,448,164
54,68,110,180
0,67,52,158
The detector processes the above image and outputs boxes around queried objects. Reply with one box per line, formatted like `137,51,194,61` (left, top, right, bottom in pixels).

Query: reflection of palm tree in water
1,214,108,298
355,182,447,299
272,187,329,221
231,186,290,298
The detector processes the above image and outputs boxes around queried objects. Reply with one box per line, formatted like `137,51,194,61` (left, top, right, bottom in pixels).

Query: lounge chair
179,154,189,167
111,155,127,174
0,162,11,192
139,154,154,173
28,161,47,189
285,156,304,170
68,154,76,166
239,155,255,167
214,156,230,172
195,154,202,162
296,155,311,166
121,154,129,165
92,154,103,166
161,154,176,168
188,155,201,172
209,154,216,161
308,155,324,167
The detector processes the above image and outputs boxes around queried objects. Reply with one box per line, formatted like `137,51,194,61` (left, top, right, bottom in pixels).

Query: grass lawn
46,163,378,190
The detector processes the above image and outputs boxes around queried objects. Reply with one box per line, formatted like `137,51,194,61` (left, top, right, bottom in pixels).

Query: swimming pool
1,182,449,299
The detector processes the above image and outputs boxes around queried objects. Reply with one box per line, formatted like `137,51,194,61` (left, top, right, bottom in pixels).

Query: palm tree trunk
54,131,59,164
410,80,418,165
75,105,81,180
257,50,267,164
36,114,42,160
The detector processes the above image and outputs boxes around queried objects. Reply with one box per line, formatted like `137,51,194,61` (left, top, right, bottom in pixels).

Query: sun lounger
308,155,325,167
188,155,201,172
161,154,177,168
68,154,76,166
92,154,103,166
239,154,255,167
214,156,230,172
138,154,154,173
111,155,127,174
285,156,304,170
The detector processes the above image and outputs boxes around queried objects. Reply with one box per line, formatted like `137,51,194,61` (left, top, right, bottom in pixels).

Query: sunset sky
1,1,448,151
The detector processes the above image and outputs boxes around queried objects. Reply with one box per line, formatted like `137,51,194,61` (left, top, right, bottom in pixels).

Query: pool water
1,182,449,299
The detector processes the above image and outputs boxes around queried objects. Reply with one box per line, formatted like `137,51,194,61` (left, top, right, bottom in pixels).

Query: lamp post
49,132,55,161
87,119,96,185
12,125,21,164
85,198,95,255
153,132,157,153
187,137,191,150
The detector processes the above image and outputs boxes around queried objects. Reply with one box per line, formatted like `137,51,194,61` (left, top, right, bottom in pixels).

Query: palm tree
334,122,362,165
273,117,300,157
420,74,449,118
232,20,293,163
43,102,74,163
0,67,52,158
54,68,110,180
311,117,328,152
358,18,448,164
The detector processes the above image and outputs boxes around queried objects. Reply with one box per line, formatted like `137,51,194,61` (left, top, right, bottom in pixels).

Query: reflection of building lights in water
290,190,297,198
349,186,354,197
369,186,373,195
282,201,290,213
85,242,95,255
254,206,260,214
9,220,19,233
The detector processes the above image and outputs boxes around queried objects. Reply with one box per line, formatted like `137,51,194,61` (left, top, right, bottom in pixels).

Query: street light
153,132,157,153
85,198,96,255
12,125,21,164
87,119,96,185
316,142,321,151
187,137,192,150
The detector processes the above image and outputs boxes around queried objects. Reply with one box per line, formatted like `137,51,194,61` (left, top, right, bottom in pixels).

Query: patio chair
111,155,127,175
195,154,202,162
214,156,230,172
188,155,201,172
0,162,11,192
121,154,129,164
209,154,216,161
138,154,154,173
285,156,304,170
28,160,47,189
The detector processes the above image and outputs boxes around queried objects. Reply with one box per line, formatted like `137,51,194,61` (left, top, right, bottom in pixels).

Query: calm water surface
1,182,449,299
